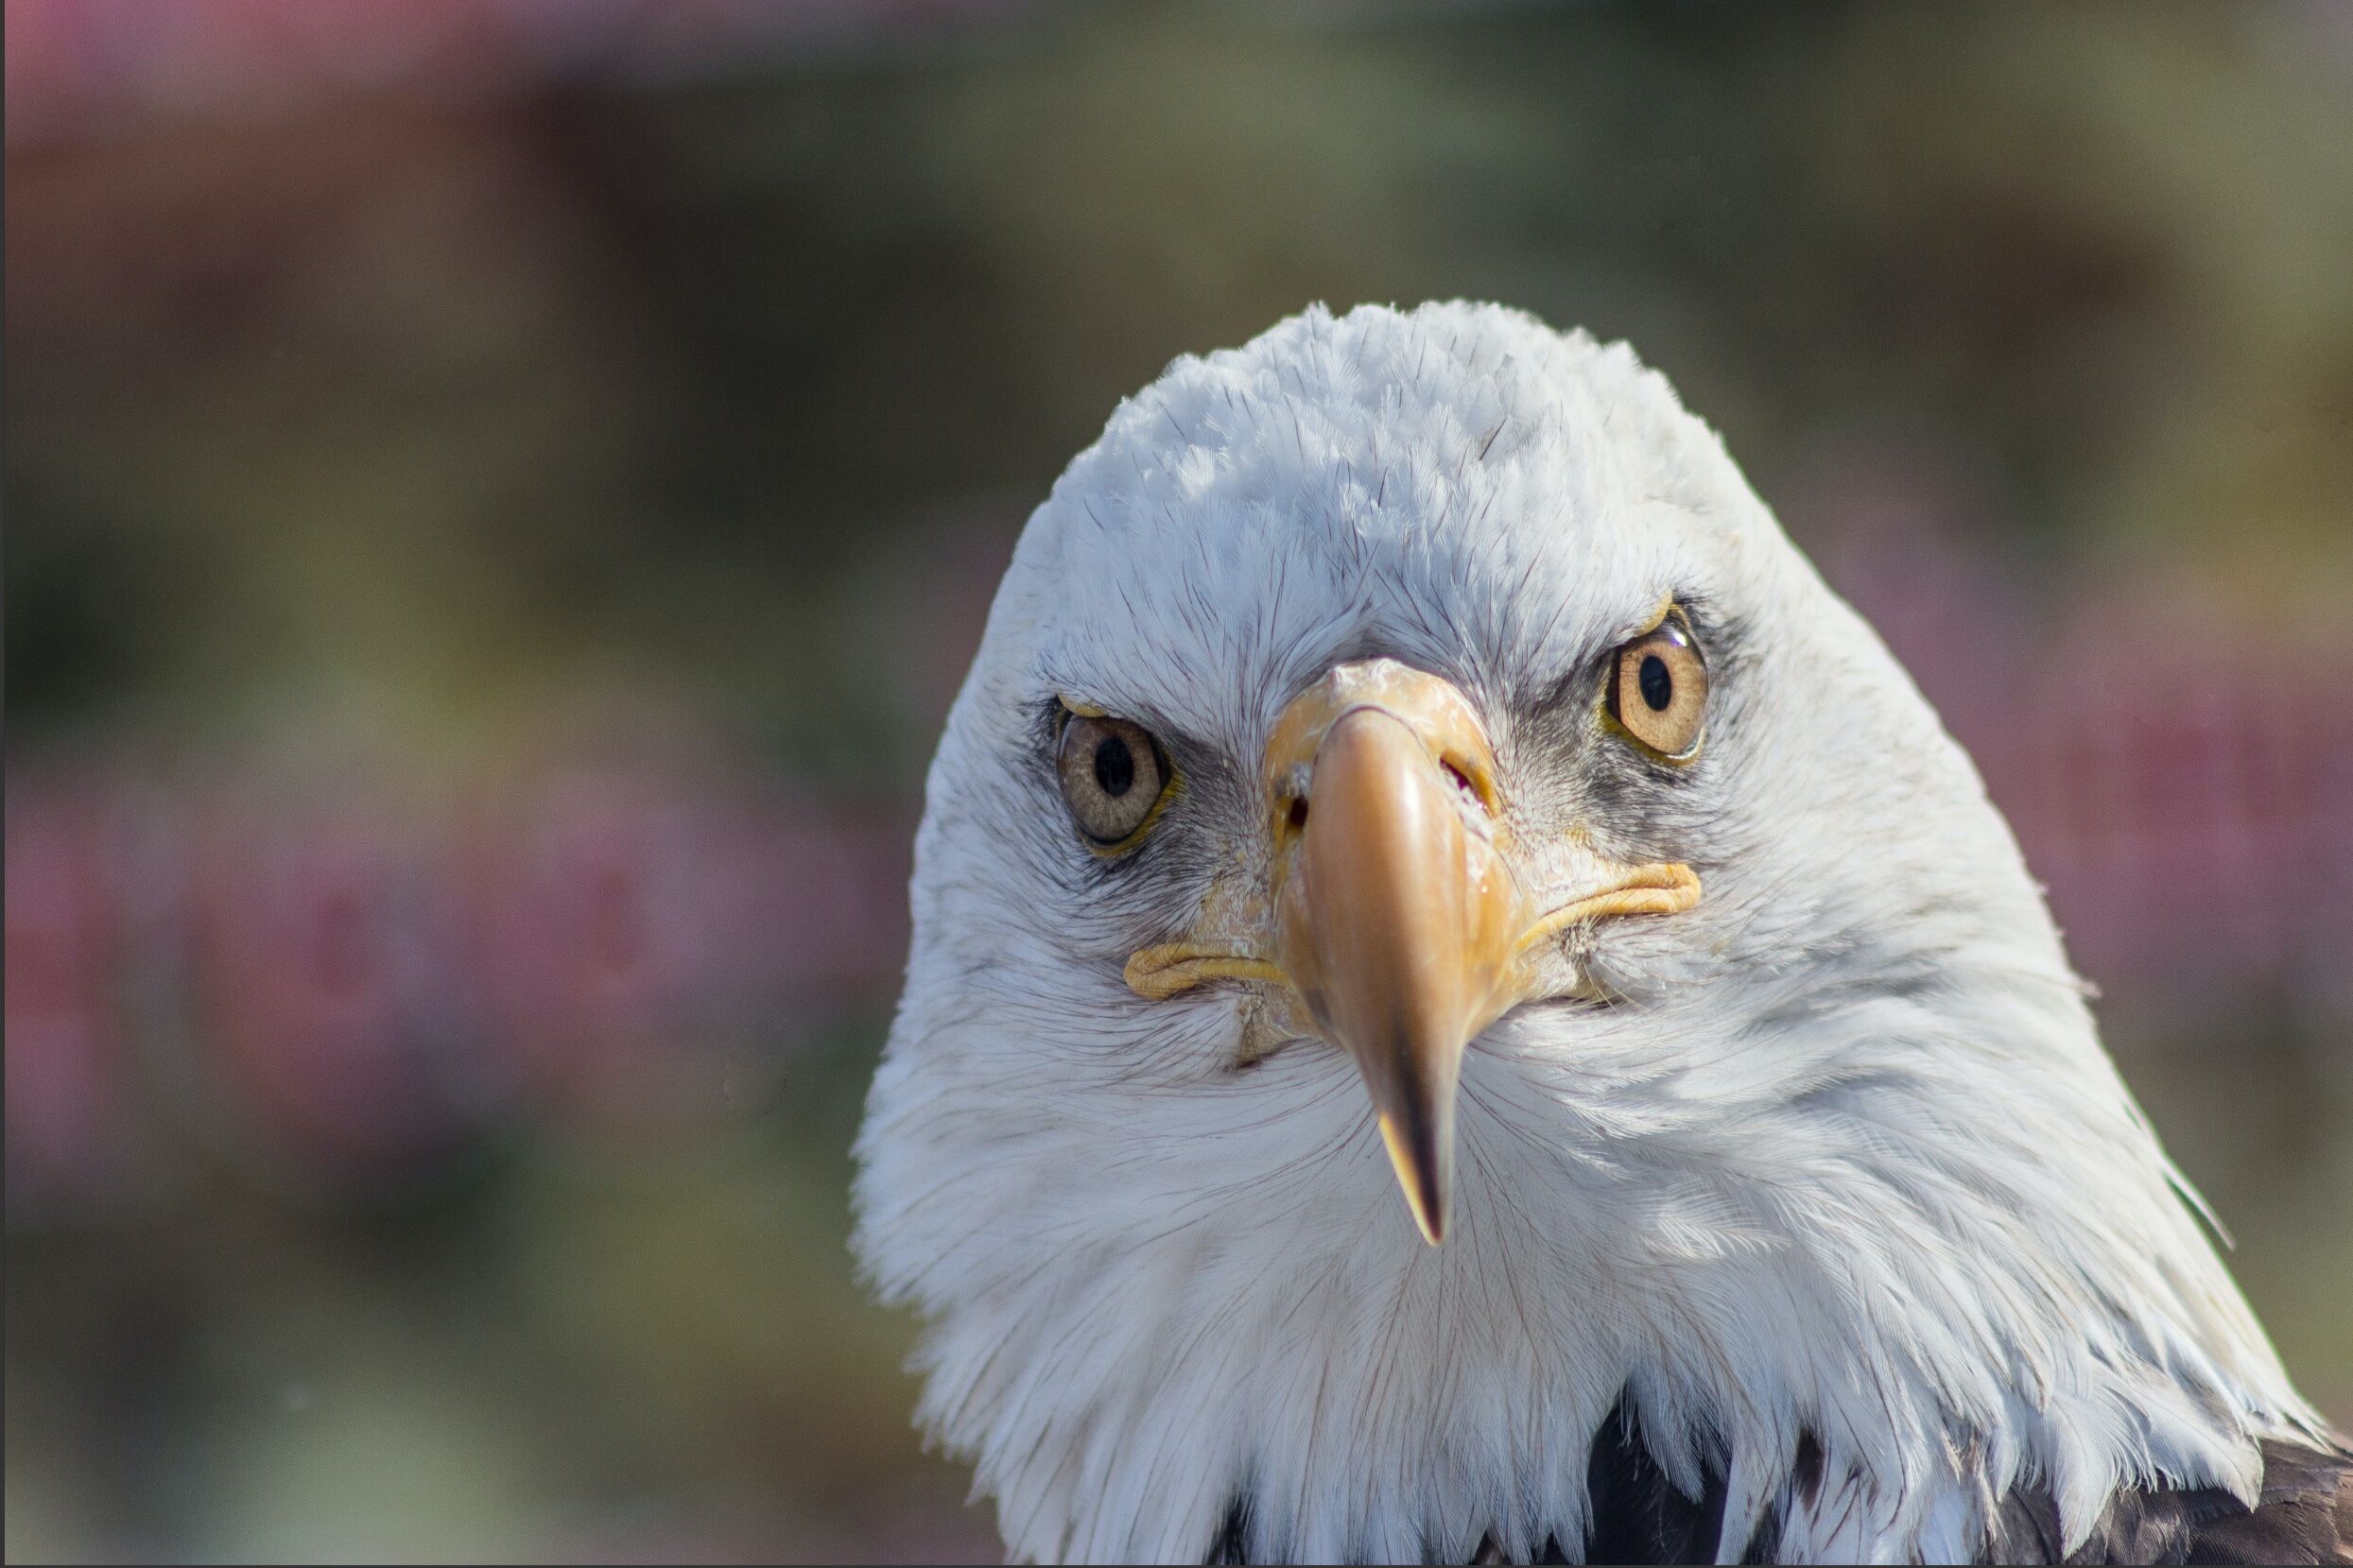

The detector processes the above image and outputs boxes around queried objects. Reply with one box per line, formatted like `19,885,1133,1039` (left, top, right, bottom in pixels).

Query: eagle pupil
1094,736,1135,798
1638,653,1673,712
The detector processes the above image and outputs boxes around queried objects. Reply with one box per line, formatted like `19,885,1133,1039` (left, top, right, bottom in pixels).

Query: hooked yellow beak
1123,659,1701,1246
1269,665,1521,1244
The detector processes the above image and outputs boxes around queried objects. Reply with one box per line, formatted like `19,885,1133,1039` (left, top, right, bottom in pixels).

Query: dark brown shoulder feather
1984,1437,2353,1565
1198,1432,2351,1563
2185,1439,2353,1566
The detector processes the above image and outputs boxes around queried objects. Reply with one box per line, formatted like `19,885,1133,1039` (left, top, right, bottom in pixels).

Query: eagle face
853,303,2325,1564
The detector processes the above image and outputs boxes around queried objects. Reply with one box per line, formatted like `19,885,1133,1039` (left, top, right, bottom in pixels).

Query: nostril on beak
1442,757,1491,813
1287,796,1310,831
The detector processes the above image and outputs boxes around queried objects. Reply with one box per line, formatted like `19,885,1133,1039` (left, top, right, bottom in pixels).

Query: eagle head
852,302,2325,1563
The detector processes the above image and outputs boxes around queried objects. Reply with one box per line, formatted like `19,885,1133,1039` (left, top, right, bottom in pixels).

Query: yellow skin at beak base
1122,661,1701,1244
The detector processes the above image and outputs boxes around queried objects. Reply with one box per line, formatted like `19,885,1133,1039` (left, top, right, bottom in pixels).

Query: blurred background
7,1,2351,1559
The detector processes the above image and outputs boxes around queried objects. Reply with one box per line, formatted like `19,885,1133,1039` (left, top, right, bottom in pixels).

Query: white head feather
853,302,2320,1563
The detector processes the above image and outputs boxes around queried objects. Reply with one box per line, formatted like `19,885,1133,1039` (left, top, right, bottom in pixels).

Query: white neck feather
859,884,2318,1563
852,302,2323,1564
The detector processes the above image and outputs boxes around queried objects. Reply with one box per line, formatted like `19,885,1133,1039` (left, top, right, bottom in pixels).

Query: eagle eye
1056,710,1171,850
1605,612,1708,760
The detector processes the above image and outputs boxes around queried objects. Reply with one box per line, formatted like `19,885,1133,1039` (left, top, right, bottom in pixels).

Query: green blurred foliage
7,3,2350,1560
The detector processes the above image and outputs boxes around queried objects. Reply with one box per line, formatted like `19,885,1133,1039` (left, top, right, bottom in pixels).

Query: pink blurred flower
4,779,137,1216
184,784,481,1185
458,762,907,1146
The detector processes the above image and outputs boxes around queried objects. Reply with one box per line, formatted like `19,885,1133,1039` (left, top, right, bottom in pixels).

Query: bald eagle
852,302,2351,1564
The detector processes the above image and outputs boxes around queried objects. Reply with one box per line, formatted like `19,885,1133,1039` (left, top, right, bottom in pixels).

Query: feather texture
852,302,2332,1563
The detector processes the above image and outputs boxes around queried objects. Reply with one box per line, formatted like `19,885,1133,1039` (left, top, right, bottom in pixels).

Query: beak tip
1406,1158,1449,1246
1379,1111,1453,1247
